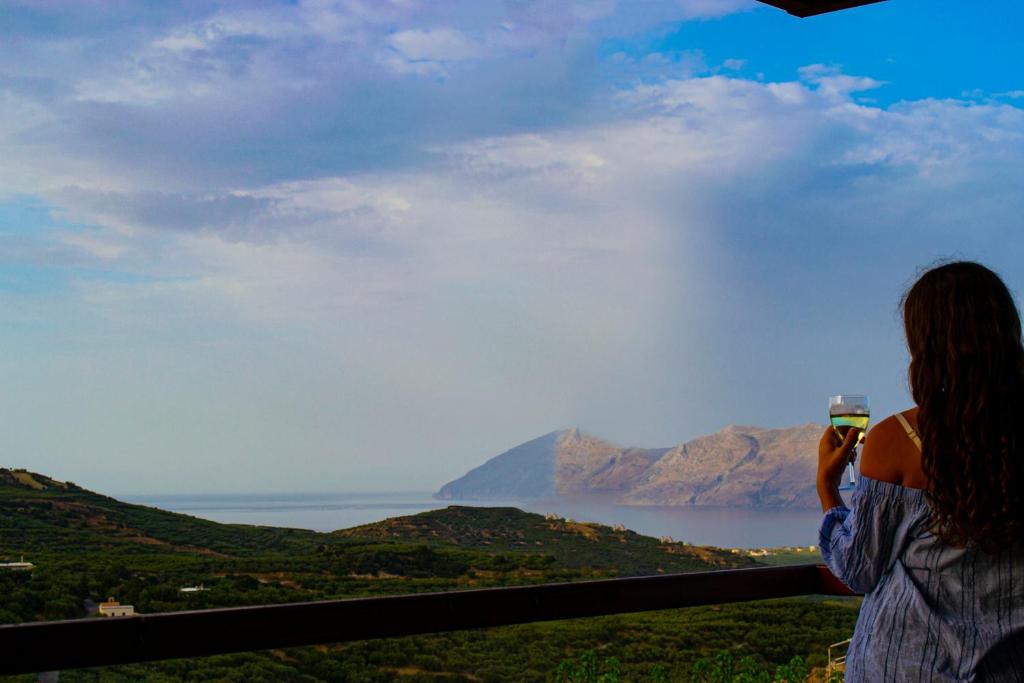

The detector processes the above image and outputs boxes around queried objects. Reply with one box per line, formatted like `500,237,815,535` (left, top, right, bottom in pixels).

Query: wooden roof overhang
757,0,886,17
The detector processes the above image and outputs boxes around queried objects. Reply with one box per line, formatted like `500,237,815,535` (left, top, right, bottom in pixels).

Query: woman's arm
816,413,926,593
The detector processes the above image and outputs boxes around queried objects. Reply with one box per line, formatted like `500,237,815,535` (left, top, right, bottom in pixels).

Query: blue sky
1,0,1023,494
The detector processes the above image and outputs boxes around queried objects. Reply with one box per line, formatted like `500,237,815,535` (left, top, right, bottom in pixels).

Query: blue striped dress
820,475,1024,681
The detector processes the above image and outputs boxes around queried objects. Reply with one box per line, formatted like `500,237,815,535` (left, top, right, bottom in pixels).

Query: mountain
436,424,825,508
435,429,668,501
621,424,824,507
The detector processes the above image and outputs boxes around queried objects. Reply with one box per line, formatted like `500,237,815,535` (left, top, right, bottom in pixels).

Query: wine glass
828,395,870,491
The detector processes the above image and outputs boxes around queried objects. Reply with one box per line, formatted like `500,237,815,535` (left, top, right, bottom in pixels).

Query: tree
691,651,809,683
557,650,622,683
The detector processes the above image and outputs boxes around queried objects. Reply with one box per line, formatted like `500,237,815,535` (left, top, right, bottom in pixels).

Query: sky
1,0,1023,495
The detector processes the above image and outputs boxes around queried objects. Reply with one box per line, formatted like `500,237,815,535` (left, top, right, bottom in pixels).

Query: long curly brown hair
903,261,1024,552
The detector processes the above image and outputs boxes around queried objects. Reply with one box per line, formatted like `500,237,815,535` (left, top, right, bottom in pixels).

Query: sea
124,491,825,550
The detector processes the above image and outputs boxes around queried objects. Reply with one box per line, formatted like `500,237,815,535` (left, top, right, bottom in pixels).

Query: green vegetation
336,506,755,574
557,650,623,682
690,651,808,682
0,468,332,557
0,469,857,681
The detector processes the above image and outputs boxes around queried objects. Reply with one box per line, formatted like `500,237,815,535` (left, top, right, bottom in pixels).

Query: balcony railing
0,564,856,677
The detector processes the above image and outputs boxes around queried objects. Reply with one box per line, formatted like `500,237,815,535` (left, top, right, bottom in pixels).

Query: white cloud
388,28,485,63
20,69,1024,331
3,0,1024,492
798,63,884,99
58,231,132,261
676,0,757,18
43,70,1023,398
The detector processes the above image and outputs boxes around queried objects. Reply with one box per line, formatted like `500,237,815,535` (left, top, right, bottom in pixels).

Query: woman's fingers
839,426,860,456
820,426,858,455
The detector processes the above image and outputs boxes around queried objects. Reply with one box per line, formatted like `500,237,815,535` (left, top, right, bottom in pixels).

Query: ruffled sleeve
818,475,928,594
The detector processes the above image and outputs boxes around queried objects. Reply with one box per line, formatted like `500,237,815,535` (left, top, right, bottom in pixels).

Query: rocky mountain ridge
436,424,826,508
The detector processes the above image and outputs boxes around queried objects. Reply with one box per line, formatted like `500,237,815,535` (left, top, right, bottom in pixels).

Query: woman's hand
817,426,860,512
818,426,860,488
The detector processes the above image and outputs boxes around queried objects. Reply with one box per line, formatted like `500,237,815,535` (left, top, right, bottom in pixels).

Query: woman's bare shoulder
860,411,918,485
866,413,911,443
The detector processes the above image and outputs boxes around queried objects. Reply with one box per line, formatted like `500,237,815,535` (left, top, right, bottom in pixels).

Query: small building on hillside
179,584,207,594
0,556,34,571
98,597,135,617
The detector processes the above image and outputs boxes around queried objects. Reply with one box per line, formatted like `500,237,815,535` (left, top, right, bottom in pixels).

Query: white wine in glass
829,394,870,491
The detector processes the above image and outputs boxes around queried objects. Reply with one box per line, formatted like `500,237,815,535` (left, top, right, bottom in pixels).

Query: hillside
336,506,756,575
436,424,825,508
0,468,331,557
0,468,751,575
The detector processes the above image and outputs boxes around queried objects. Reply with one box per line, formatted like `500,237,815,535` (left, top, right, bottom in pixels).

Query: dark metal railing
0,564,856,676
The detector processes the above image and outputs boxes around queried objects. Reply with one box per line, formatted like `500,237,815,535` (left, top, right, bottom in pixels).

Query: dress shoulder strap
894,413,922,451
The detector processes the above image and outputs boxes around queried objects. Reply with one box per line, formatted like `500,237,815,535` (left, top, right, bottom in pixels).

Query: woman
818,261,1024,681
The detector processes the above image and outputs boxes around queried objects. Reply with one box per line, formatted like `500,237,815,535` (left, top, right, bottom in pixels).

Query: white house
98,597,135,617
0,556,33,571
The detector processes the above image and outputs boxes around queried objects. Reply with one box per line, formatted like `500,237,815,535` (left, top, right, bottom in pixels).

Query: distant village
540,512,818,559
736,545,818,558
